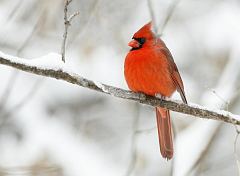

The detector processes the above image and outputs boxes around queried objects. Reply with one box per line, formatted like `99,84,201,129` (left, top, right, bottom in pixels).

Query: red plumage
124,22,187,160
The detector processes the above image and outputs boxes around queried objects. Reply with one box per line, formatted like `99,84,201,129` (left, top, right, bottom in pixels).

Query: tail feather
156,107,173,160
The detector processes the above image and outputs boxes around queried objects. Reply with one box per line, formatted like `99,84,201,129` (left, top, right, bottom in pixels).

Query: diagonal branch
158,0,180,35
147,0,157,34
0,51,240,125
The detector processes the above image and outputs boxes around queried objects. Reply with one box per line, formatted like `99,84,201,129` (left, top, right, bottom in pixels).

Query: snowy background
0,0,240,175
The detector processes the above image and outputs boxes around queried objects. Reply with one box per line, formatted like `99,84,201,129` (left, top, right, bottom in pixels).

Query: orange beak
128,39,140,48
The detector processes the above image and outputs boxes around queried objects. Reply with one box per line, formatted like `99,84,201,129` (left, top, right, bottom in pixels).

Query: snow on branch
0,51,240,125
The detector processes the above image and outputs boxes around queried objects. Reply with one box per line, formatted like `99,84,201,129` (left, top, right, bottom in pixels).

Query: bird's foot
155,93,165,103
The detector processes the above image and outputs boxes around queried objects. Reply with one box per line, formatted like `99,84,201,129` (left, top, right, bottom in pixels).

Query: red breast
124,22,176,97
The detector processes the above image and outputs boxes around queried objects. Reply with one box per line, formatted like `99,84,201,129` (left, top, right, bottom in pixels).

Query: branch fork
61,0,80,63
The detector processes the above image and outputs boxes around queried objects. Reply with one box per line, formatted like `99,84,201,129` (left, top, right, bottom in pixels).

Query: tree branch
61,0,80,63
0,51,240,125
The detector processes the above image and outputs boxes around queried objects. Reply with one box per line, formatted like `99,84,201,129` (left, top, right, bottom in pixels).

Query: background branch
147,0,181,36
147,0,157,33
0,51,239,126
158,0,180,35
61,0,80,63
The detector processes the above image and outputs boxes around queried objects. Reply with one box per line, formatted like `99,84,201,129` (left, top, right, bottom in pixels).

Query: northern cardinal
124,22,187,160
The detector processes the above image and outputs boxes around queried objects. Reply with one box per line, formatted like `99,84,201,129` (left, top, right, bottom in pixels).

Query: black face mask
130,37,146,51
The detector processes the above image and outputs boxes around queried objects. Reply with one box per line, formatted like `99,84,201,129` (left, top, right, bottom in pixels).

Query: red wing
158,48,187,104
171,71,187,104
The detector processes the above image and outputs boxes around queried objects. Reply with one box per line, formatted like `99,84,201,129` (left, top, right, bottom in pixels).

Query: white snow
0,51,64,70
1,0,240,175
93,80,109,93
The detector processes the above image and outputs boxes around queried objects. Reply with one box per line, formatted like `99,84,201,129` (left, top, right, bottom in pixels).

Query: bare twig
0,52,240,126
68,12,80,23
61,0,80,63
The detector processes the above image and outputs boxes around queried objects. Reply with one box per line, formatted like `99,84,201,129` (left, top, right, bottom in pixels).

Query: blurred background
0,0,240,175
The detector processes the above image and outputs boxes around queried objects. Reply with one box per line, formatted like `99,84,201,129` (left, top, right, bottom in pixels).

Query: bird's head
128,22,155,51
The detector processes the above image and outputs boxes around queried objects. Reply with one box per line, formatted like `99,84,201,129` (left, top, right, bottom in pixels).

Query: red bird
124,22,187,160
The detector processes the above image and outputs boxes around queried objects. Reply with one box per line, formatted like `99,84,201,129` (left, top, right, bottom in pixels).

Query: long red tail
156,107,173,160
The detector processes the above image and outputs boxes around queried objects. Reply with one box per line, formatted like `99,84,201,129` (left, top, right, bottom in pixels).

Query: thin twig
61,0,80,63
68,12,80,23
0,52,240,126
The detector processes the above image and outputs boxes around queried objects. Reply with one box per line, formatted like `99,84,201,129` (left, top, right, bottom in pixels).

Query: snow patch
0,51,64,70
30,53,64,70
93,80,109,93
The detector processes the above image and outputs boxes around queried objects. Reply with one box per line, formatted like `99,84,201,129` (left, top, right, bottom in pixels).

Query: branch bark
0,51,240,125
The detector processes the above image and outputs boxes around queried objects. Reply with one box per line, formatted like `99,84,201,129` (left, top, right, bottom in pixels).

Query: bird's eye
132,37,146,45
138,38,146,45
